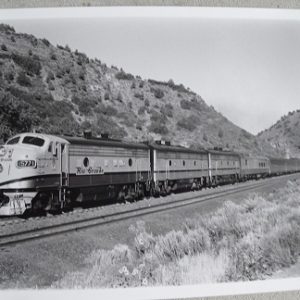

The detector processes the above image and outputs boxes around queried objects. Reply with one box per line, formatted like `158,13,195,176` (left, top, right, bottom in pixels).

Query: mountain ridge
257,109,300,158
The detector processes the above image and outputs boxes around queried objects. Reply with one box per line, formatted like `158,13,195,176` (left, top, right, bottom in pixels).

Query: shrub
103,105,118,116
138,106,146,115
1,44,7,51
50,52,57,60
12,52,41,75
0,24,15,34
65,44,71,52
145,99,150,107
64,66,71,74
115,70,134,80
177,115,200,131
46,71,55,82
131,82,136,89
104,91,110,100
134,92,144,101
41,38,50,47
95,114,127,139
5,71,14,82
218,128,224,138
55,69,65,79
10,36,16,43
69,73,77,85
48,81,55,90
180,99,192,110
150,87,164,99
139,81,144,88
79,71,85,81
116,92,123,102
77,53,89,65
148,121,169,135
54,180,300,288
241,129,252,140
160,104,173,118
30,36,38,47
17,71,31,87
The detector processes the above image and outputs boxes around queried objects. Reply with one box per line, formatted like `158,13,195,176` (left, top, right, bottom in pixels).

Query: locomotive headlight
0,163,3,173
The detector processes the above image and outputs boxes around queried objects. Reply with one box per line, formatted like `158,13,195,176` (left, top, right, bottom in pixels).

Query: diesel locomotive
0,132,299,216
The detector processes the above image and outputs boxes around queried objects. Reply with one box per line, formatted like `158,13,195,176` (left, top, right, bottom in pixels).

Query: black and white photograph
0,6,300,298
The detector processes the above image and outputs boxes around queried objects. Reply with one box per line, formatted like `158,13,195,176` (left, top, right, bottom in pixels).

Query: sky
1,7,300,135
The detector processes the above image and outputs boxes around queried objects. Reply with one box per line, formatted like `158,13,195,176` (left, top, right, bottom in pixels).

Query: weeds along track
0,174,298,247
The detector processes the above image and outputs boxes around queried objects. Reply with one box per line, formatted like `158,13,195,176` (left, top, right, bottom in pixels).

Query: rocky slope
258,110,300,158
0,23,283,156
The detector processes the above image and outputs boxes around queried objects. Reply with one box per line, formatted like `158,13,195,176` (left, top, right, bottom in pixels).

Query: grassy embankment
55,179,300,288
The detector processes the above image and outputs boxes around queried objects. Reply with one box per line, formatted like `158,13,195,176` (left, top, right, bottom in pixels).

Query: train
0,132,299,216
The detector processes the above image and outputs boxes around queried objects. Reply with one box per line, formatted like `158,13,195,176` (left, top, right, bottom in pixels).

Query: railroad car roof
149,143,207,155
207,149,240,157
61,136,150,150
238,153,270,160
269,157,300,162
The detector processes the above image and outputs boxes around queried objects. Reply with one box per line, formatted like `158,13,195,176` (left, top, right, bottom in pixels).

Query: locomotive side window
169,160,172,166
83,157,89,167
128,158,133,167
48,142,53,153
23,136,45,147
53,142,58,157
6,137,20,145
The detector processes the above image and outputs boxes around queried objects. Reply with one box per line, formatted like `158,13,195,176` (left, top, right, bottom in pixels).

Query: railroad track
0,174,298,247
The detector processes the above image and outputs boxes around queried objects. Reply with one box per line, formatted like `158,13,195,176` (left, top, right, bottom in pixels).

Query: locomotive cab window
6,136,20,145
22,136,45,147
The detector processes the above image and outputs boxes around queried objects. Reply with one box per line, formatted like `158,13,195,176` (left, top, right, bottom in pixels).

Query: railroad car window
169,160,172,166
83,157,89,167
194,161,196,166
22,136,45,147
128,158,133,167
6,137,20,145
245,160,248,166
183,160,185,166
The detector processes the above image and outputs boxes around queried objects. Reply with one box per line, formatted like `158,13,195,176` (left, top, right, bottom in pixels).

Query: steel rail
0,175,290,248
